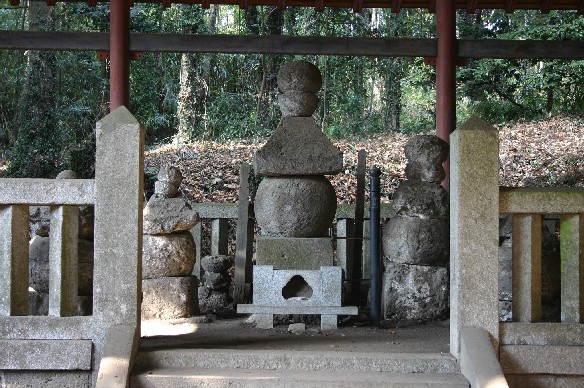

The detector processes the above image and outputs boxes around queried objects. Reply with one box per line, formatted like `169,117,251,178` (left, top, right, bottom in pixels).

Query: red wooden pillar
110,0,130,111
436,0,456,189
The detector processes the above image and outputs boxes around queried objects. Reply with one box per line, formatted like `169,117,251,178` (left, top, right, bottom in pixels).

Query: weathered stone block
383,216,449,266
143,195,200,235
198,286,233,314
141,277,197,320
200,255,234,274
382,262,448,322
255,176,337,237
0,371,91,388
391,181,449,219
202,272,230,290
255,236,334,270
27,290,92,316
253,117,343,176
251,266,343,307
0,339,92,370
142,232,196,279
499,241,513,301
403,135,449,182
29,237,94,296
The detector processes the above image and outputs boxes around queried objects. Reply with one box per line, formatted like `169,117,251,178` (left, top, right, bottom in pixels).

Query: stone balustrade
451,116,584,386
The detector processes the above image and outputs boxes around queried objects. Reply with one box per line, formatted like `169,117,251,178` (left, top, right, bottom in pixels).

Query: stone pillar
450,116,500,357
382,135,449,323
141,165,200,320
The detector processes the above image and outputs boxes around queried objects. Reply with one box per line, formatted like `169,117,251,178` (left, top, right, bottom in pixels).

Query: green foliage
2,3,584,177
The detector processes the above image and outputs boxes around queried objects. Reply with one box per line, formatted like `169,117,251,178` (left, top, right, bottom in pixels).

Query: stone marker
382,134,449,321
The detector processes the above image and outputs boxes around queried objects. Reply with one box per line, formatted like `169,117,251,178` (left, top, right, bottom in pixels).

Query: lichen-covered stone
383,262,448,322
277,61,322,93
142,232,196,279
403,135,448,182
391,181,449,219
383,216,449,266
141,276,197,320
278,92,319,117
202,272,231,291
255,176,337,237
29,236,94,295
143,194,200,234
157,165,183,186
198,286,233,315
200,255,234,274
253,117,343,176
154,181,179,198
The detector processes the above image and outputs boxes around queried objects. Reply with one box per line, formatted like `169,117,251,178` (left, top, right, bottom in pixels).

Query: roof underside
23,0,584,13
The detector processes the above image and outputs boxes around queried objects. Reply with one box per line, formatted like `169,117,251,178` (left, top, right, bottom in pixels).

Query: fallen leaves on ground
145,115,584,204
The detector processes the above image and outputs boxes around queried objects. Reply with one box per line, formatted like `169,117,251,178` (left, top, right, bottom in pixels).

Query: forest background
1,1,584,182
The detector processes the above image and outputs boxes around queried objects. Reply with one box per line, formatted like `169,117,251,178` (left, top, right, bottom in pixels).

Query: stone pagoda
238,61,357,329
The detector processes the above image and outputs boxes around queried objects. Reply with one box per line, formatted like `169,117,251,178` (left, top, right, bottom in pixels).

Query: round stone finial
277,61,322,93
155,165,183,197
56,170,78,179
404,135,449,164
404,135,449,182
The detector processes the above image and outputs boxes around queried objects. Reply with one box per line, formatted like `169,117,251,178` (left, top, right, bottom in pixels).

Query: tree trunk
177,5,208,140
383,58,402,132
9,0,59,177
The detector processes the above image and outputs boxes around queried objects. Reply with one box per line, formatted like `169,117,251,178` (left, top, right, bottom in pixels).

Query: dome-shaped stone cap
277,61,322,93
404,135,449,165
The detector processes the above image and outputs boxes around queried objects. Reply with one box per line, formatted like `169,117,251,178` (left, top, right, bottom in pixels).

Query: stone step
131,367,469,388
135,349,460,374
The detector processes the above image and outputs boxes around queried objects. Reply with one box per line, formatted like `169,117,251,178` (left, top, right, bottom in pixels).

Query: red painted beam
109,0,130,111
541,0,553,13
436,0,456,189
466,0,479,13
505,0,516,13
391,0,402,13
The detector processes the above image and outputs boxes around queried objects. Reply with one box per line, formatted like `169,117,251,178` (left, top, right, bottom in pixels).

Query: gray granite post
450,116,500,357
0,205,29,316
93,106,144,372
559,214,584,323
512,214,542,322
48,205,79,317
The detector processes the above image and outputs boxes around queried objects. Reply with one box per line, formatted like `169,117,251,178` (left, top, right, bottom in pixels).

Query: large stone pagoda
238,61,357,329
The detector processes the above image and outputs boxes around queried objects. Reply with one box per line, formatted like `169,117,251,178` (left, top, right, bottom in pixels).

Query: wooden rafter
579,0,584,14
540,0,553,13
505,0,516,13
427,0,436,13
2,0,580,11
3,31,584,60
391,0,402,13
466,0,479,13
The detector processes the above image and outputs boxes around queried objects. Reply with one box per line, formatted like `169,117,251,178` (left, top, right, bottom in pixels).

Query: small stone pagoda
238,61,357,329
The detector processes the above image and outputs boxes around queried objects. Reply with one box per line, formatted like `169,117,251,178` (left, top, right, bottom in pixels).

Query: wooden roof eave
6,0,584,13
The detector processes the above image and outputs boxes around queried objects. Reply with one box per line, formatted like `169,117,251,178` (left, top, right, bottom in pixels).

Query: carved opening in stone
282,275,313,300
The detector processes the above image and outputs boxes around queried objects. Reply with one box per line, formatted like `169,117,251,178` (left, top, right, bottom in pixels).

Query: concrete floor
140,315,451,354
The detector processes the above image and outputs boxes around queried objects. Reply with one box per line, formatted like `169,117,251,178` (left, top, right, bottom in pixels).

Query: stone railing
498,187,584,384
0,107,144,387
450,116,583,386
